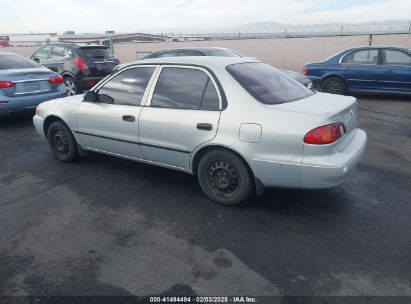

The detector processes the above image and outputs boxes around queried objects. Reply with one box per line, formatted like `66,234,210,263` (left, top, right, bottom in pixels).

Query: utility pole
340,25,344,36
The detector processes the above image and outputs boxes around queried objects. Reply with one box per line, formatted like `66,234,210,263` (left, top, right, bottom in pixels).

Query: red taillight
73,58,88,70
0,81,14,89
304,123,346,145
115,58,120,65
303,67,309,75
48,75,64,84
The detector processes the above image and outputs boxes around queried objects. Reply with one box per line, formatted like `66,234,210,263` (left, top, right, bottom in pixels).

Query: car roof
345,45,410,52
127,56,260,69
152,47,234,52
40,42,109,49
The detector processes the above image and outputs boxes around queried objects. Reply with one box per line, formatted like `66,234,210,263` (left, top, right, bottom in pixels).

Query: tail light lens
115,58,120,65
0,81,15,89
304,123,346,145
48,75,64,84
73,58,88,70
303,67,309,75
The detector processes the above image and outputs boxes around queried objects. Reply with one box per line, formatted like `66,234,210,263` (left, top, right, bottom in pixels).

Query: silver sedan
33,57,367,205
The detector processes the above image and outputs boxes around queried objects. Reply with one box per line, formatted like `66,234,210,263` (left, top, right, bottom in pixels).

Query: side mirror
84,91,98,102
98,93,115,104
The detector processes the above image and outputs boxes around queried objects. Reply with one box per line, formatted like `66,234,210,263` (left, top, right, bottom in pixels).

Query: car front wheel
197,149,254,206
47,121,79,162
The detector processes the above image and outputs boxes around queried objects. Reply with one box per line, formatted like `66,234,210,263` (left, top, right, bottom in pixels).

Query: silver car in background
0,52,67,118
33,57,367,205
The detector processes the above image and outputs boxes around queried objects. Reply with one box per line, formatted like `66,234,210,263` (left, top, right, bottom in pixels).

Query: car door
379,48,411,93
340,48,381,91
76,66,158,159
138,66,222,170
46,46,69,74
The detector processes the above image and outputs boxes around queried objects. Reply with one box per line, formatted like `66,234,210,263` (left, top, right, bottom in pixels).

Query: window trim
340,48,381,66
87,65,160,106
145,65,223,111
381,48,411,67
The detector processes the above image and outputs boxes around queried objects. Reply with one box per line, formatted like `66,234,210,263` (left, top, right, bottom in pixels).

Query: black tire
47,121,79,162
64,76,79,96
197,149,254,206
320,77,347,95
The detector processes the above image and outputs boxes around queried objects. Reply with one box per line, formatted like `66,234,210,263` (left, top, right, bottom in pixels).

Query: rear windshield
226,62,314,104
77,47,114,59
0,55,41,70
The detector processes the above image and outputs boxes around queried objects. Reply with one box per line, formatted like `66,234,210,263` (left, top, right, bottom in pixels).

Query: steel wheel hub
208,160,240,196
53,130,69,154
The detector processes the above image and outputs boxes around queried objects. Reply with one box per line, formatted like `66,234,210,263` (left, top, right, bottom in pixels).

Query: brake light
73,58,88,70
0,81,14,89
48,75,64,84
304,123,346,145
303,67,309,75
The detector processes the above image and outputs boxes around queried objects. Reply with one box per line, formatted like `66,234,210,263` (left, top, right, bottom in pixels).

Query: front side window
226,62,314,105
98,67,155,106
35,46,52,60
344,49,379,65
383,50,411,66
151,67,220,110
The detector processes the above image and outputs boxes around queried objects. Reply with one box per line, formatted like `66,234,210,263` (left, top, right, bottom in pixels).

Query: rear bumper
300,129,367,188
0,88,67,117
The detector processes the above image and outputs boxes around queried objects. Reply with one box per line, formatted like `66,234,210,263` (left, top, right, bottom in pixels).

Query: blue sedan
304,46,411,95
0,51,67,118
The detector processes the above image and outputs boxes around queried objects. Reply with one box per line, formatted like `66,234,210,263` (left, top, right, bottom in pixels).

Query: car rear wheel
320,77,346,95
197,149,254,206
64,77,78,96
47,121,79,162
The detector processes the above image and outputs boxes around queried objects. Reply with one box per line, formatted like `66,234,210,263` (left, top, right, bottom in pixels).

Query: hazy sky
1,0,410,33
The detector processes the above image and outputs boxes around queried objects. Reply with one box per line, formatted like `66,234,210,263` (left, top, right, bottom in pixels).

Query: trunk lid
275,92,358,151
0,68,58,97
78,47,118,76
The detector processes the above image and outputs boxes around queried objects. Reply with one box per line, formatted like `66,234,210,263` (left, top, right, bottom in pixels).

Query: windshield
226,62,314,104
0,54,41,70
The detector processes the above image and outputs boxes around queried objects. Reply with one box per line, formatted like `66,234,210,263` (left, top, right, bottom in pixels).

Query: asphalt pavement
0,95,410,298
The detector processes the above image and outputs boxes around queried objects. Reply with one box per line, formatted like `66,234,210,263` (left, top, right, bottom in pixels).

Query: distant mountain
233,20,411,34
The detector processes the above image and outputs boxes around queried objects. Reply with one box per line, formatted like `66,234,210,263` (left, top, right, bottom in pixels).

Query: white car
33,57,367,205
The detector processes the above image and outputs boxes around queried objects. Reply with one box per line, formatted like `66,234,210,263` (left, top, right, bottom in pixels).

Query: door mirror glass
84,90,98,102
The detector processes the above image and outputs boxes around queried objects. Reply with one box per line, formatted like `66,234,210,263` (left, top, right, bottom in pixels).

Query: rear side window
344,49,379,64
226,62,314,104
78,47,114,59
51,46,67,59
151,67,220,110
98,67,155,106
0,55,41,70
383,50,411,66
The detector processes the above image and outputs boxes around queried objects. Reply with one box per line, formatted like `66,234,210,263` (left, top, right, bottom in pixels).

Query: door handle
383,69,392,73
122,115,135,122
197,123,213,131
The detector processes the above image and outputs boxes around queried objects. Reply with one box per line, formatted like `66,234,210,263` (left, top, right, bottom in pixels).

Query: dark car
304,46,411,95
141,47,312,88
32,43,119,95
